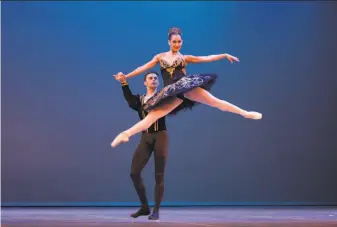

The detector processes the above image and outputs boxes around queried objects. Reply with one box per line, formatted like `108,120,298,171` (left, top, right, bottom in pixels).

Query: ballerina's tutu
142,73,217,115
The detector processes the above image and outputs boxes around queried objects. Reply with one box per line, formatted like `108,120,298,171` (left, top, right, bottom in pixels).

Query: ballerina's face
169,34,183,52
144,73,159,89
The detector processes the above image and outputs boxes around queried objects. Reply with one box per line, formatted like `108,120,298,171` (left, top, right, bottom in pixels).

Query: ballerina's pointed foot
242,111,262,120
111,131,130,148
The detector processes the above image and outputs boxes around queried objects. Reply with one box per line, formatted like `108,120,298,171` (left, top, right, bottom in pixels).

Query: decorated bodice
159,57,187,86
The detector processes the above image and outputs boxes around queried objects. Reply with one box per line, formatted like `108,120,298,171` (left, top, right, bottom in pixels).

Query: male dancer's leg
130,133,153,218
148,131,168,220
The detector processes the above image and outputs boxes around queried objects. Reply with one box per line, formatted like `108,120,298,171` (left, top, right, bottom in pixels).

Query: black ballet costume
142,57,218,115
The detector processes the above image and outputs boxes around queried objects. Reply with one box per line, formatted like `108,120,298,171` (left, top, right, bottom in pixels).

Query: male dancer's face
144,73,159,89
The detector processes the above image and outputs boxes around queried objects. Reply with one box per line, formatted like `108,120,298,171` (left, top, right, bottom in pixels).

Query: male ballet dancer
115,72,168,220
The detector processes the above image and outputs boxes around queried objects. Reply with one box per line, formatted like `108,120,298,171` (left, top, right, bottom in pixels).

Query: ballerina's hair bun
168,27,182,39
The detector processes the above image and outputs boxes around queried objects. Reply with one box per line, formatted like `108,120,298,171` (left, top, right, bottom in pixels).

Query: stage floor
2,207,337,227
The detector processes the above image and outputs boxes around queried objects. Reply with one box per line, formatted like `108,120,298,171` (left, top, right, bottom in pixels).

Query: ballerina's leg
111,98,183,148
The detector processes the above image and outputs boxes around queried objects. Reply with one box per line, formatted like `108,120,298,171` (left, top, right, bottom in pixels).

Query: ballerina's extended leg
111,98,183,148
184,87,262,120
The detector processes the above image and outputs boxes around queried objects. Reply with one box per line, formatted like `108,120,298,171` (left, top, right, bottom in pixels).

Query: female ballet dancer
111,27,262,148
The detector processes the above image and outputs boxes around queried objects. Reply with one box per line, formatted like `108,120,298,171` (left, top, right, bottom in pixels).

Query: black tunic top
121,81,167,133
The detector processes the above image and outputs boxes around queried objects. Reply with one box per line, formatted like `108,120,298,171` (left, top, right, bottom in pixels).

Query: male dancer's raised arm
117,74,141,111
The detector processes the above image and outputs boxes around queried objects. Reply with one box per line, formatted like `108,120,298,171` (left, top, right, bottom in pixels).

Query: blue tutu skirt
142,74,217,115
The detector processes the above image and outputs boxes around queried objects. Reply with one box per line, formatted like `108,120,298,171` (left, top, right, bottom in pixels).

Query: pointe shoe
111,131,130,148
242,111,262,120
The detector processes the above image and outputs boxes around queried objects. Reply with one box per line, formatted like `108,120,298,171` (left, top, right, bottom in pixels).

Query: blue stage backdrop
2,2,337,206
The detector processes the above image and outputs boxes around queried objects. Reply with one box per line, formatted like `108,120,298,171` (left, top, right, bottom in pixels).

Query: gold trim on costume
166,67,174,77
141,111,148,133
155,120,158,131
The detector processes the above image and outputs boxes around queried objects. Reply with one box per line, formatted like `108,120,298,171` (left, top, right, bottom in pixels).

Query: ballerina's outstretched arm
184,53,239,64
114,54,162,80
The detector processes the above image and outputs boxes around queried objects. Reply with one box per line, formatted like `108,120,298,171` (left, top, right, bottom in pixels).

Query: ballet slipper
111,131,130,148
242,111,262,120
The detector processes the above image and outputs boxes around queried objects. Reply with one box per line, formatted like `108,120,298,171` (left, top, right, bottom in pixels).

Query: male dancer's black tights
130,131,168,215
